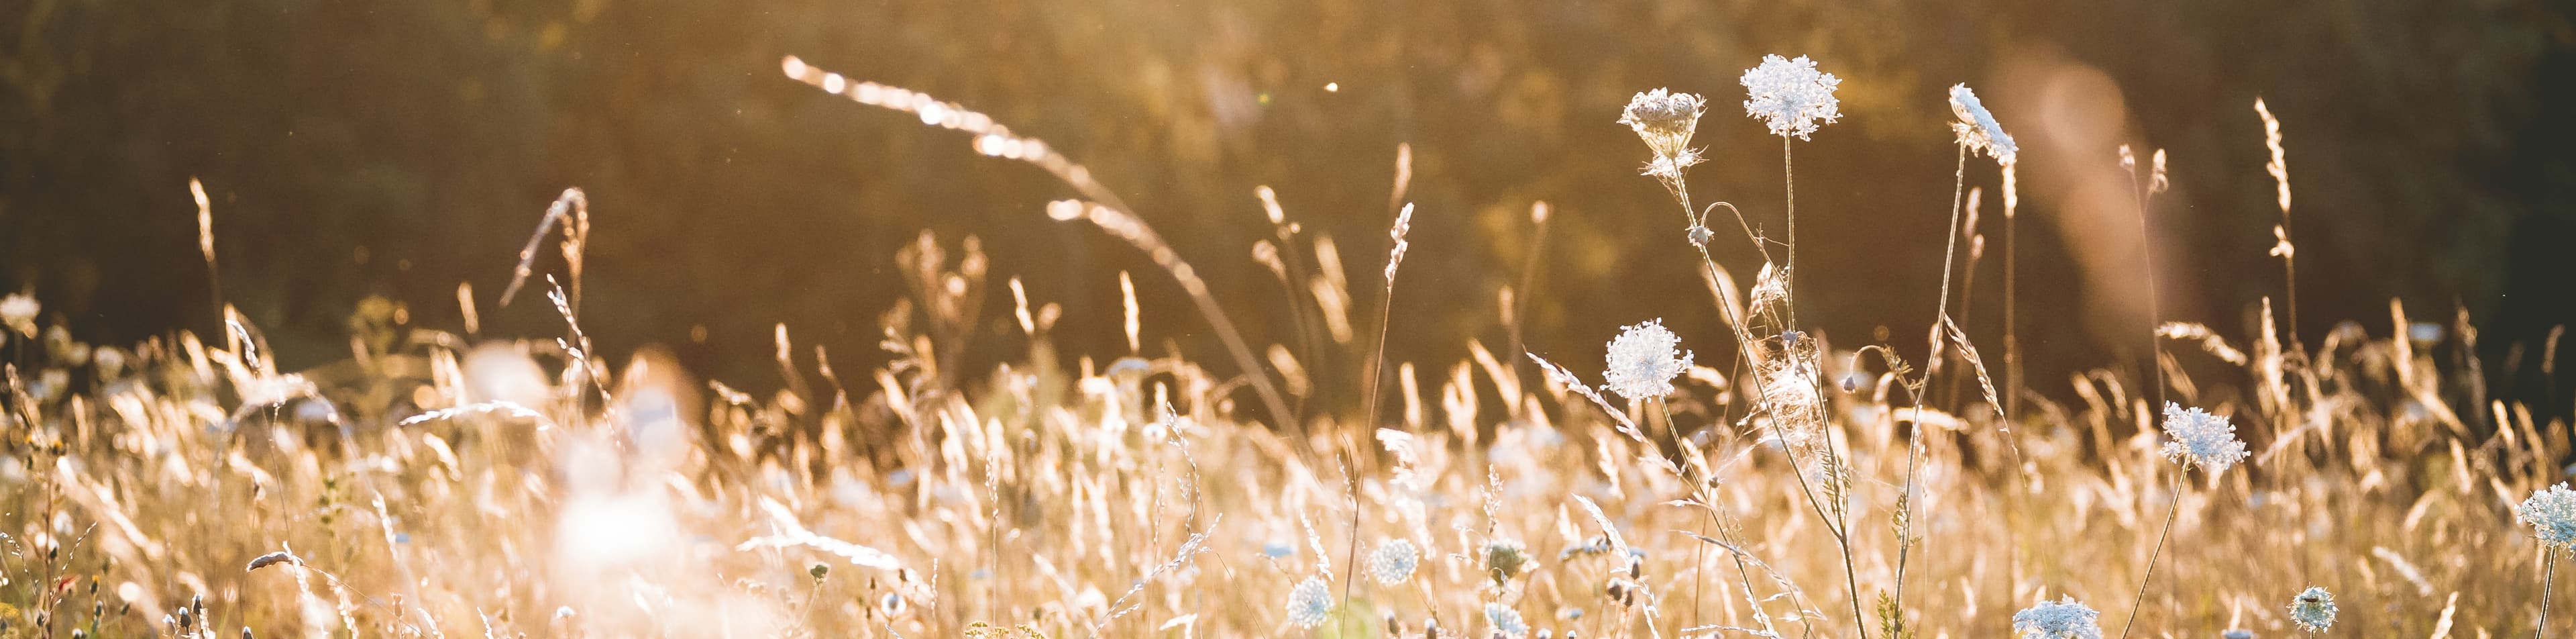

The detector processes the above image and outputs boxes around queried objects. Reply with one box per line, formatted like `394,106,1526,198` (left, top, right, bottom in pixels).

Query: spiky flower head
1603,319,1693,402
1483,602,1529,638
1369,538,1420,585
1948,84,2017,165
1283,576,1333,628
2287,586,2337,633
1619,89,1709,178
1741,54,1843,140
2012,596,2103,639
2159,403,2249,474
2519,483,2576,550
0,293,36,338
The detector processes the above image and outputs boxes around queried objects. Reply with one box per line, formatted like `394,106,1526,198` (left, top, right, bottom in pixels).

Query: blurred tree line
2,0,2569,411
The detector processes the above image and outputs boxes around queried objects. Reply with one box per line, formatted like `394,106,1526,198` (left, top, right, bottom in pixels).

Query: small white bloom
2286,586,2337,633
2159,402,2249,473
1368,538,1419,585
1603,319,1693,402
1948,84,2017,164
1483,601,1529,638
1741,54,1843,140
0,293,36,338
2012,596,2103,639
1283,576,1332,628
2520,483,2576,550
1619,89,1709,175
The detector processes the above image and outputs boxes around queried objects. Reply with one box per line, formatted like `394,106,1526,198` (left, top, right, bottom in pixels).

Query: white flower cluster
2012,596,2103,639
2520,483,2576,550
2287,585,2337,633
1741,54,1843,140
1368,538,1419,585
1948,83,2017,164
1619,89,1708,178
2159,402,2250,474
1283,576,1332,628
1483,601,1529,638
1603,319,1693,402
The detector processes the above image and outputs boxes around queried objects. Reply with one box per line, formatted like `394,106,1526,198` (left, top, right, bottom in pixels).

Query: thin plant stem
781,57,1295,428
1895,145,1970,613
1659,397,1707,630
1782,136,1799,330
1342,211,1405,634
2121,471,2188,639
1664,166,1868,639
2544,550,2559,639
2129,157,2169,409
1509,203,1554,405
2004,166,2020,426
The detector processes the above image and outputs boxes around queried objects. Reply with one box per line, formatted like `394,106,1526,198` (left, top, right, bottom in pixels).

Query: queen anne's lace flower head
1948,84,2017,165
2012,596,2103,639
1619,89,1708,179
1603,319,1693,402
2287,586,2337,633
1368,538,1419,585
1283,576,1332,628
1741,54,1843,140
2159,403,2250,474
1483,602,1529,638
2520,483,2576,550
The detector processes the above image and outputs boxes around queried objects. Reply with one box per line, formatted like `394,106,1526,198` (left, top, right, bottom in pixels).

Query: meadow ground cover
0,51,2565,638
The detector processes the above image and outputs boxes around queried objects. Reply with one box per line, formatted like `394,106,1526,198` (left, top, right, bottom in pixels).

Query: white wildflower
1284,576,1333,628
1483,601,1529,638
1619,89,1709,176
2287,586,2336,633
2012,596,2103,639
0,293,36,338
1603,319,1692,402
2520,483,2576,550
1948,84,2017,164
1740,54,1843,140
2159,402,2249,473
1368,538,1419,585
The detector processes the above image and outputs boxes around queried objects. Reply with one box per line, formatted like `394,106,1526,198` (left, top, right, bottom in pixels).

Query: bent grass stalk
781,56,1293,428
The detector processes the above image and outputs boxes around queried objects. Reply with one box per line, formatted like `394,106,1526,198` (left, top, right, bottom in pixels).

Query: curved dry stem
2121,471,2188,639
782,56,1293,426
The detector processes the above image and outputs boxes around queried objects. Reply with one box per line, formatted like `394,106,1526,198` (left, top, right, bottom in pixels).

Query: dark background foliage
3,0,2569,415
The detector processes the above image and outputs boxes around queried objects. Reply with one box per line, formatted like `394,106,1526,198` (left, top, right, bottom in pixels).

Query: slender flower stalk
1742,54,1842,329
1898,83,2017,619
2121,403,2247,638
1625,83,1866,638
2520,483,2576,636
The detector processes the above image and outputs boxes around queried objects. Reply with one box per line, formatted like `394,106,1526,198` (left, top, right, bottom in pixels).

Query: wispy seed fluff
2518,483,2576,550
2287,586,2337,633
1603,319,1693,402
1369,538,1420,585
2159,402,2250,474
1618,89,1709,177
2012,596,2104,639
1483,602,1530,638
1741,54,1843,140
1947,84,2017,164
1284,576,1333,628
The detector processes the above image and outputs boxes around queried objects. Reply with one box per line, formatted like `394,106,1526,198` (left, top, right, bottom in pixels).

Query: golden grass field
0,54,2565,639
